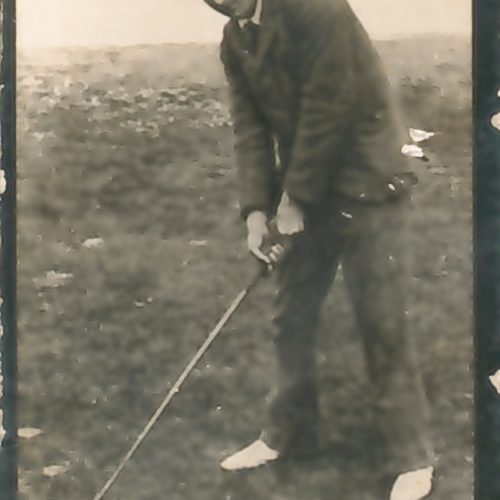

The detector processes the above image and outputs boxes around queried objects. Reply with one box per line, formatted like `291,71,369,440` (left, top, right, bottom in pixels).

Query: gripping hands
246,192,305,274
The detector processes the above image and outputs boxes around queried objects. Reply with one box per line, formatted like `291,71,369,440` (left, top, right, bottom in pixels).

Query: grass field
17,37,473,500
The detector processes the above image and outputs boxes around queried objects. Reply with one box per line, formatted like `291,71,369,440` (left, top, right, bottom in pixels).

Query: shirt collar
238,0,263,28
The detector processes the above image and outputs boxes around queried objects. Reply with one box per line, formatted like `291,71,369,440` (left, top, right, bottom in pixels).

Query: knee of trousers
272,306,321,342
272,287,325,333
359,312,411,350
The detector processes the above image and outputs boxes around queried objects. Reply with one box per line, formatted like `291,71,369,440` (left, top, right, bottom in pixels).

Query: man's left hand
276,192,305,235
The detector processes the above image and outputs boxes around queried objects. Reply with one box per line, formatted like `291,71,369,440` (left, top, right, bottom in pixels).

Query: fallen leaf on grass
0,170,6,194
82,237,104,249
409,128,436,143
18,427,43,439
0,411,5,442
43,463,69,478
390,466,434,500
89,96,100,107
39,302,50,312
491,113,500,131
489,370,500,394
132,297,153,308
34,271,74,289
33,131,48,142
189,240,208,247
401,144,425,159
429,166,447,175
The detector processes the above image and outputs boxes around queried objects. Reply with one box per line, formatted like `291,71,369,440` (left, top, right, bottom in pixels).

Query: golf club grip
254,229,294,276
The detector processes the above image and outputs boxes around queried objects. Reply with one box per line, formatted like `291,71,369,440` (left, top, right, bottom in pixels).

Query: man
204,0,435,498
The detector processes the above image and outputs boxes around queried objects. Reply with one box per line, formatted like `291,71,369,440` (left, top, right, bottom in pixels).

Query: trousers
261,194,435,478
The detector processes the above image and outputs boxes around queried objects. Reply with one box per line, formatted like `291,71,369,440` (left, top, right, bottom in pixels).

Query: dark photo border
1,0,17,499
473,0,500,499
1,0,499,499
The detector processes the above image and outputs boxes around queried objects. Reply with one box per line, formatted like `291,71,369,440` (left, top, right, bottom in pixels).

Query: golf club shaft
92,267,264,500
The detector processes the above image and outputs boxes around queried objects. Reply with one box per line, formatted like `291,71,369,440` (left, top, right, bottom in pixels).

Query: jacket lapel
226,0,278,75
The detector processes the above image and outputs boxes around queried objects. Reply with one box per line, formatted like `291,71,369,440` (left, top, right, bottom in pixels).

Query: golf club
91,243,286,500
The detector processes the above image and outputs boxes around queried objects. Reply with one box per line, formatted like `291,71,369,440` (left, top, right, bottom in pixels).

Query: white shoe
220,439,280,471
390,466,434,500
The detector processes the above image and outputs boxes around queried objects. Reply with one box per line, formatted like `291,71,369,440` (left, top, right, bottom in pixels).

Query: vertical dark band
473,0,500,499
0,0,17,498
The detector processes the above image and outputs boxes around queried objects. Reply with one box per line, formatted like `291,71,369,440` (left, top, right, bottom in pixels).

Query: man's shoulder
280,0,349,16
221,19,235,41
277,0,354,35
220,18,252,69
220,20,236,60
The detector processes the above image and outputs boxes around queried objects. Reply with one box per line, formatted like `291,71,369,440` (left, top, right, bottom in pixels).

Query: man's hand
276,192,305,235
246,210,271,265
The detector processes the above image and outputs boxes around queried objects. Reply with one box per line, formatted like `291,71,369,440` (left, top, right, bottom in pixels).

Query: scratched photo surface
17,1,472,499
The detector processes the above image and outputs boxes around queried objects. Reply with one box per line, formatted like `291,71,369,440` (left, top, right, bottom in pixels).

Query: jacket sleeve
220,31,278,220
283,0,357,205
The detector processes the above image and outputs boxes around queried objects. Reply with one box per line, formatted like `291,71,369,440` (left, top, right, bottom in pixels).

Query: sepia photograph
16,1,472,499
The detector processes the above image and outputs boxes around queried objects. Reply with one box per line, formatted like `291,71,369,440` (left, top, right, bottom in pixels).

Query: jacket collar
227,0,277,71
238,0,263,28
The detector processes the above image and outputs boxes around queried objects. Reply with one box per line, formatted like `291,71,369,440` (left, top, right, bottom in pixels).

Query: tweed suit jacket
220,0,415,219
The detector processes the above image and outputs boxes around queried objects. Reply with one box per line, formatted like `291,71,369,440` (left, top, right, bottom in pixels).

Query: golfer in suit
204,1,435,498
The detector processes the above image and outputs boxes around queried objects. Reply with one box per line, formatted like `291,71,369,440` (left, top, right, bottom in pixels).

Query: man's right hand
246,210,271,266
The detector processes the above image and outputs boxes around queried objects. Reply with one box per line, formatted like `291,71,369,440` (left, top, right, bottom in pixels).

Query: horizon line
17,32,471,54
